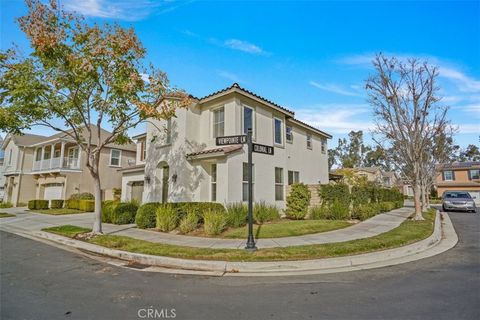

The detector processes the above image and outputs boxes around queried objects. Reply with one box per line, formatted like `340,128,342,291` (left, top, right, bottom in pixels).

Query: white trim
109,149,122,167
306,133,313,150
211,105,225,139
273,117,284,147
286,125,293,144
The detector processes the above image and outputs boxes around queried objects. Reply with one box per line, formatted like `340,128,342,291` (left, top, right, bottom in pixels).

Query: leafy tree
0,0,189,233
333,130,371,168
459,144,480,162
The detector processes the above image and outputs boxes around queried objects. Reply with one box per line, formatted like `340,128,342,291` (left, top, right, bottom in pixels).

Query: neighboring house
435,162,480,204
334,166,400,189
119,133,147,203
120,83,332,207
1,126,136,206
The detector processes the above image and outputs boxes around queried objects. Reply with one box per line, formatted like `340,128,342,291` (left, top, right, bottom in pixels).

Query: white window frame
288,170,300,185
67,146,80,169
242,162,255,202
212,106,225,139
286,126,293,143
109,149,122,167
275,167,284,201
470,169,480,180
306,134,312,150
242,105,255,137
211,163,217,202
321,138,326,154
273,117,283,146
443,170,454,181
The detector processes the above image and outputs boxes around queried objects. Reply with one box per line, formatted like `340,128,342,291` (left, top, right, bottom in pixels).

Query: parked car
442,191,477,213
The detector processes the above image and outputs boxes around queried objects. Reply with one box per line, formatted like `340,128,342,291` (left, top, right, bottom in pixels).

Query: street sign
216,135,247,146
252,143,274,155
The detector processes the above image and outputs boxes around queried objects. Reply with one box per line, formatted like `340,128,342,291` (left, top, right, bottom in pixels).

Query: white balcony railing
32,157,80,172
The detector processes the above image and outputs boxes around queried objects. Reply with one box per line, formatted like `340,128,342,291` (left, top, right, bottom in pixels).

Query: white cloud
217,70,243,84
64,0,184,21
456,123,480,134
224,39,268,55
295,104,374,134
438,66,480,93
309,81,361,97
140,73,150,83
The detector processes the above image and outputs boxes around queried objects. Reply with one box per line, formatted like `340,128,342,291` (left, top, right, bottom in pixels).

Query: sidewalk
0,205,414,249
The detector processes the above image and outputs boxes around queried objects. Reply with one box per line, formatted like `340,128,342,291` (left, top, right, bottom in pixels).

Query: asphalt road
1,211,479,320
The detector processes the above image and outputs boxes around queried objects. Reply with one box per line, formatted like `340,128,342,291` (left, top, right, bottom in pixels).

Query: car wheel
442,205,447,212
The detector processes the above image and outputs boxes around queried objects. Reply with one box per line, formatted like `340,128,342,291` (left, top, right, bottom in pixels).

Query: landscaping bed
42,209,435,262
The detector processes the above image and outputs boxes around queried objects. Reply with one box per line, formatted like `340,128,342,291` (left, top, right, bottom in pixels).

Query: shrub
329,200,350,220
135,203,161,229
79,200,95,212
352,203,378,220
285,183,311,220
226,203,248,228
309,205,329,220
101,201,118,223
69,192,94,200
179,210,199,234
253,201,280,224
378,201,395,212
203,210,227,235
50,199,64,209
28,200,49,210
175,202,226,222
318,183,350,206
156,205,178,232
0,202,13,208
395,200,404,208
65,199,79,210
111,202,139,224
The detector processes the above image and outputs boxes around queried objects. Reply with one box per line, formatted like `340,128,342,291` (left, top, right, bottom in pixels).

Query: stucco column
40,146,45,169
49,144,55,169
32,148,38,170
60,141,65,168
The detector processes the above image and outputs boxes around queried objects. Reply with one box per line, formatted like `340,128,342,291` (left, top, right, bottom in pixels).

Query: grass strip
0,212,15,218
32,208,85,215
43,209,435,262
43,225,92,238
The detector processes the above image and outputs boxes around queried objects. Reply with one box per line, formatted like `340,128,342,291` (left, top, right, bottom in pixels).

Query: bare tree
366,54,449,220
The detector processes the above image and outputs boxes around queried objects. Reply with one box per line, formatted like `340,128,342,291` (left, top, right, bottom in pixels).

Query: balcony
31,141,81,173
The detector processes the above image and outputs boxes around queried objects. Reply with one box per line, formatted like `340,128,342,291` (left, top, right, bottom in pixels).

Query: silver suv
442,191,477,213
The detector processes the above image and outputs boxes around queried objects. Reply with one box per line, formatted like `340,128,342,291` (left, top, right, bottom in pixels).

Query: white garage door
44,184,63,201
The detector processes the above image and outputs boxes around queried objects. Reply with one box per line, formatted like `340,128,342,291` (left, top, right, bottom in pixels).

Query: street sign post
215,135,247,146
215,130,274,251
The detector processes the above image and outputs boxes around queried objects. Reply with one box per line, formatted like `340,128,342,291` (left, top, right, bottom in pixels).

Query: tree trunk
92,173,103,233
413,164,425,220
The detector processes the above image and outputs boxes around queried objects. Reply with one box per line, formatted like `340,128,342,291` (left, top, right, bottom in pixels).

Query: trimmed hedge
101,200,119,223
28,200,49,210
66,199,79,210
135,202,161,229
79,200,95,212
69,192,94,200
285,183,311,220
111,202,139,224
50,199,64,209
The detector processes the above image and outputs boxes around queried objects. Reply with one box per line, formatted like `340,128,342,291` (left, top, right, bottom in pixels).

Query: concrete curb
0,210,458,277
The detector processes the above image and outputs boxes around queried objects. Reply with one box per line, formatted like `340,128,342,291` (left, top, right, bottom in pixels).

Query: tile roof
438,162,480,170
186,145,243,158
198,83,295,116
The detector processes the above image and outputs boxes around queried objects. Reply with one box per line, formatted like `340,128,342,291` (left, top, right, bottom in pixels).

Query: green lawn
31,208,85,215
0,212,15,218
219,219,351,239
43,225,92,238
43,209,436,262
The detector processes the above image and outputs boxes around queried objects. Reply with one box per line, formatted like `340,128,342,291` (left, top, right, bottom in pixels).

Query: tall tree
0,0,189,233
366,54,450,220
333,130,371,168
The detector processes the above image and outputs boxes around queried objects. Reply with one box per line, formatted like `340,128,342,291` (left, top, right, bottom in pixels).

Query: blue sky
1,0,479,148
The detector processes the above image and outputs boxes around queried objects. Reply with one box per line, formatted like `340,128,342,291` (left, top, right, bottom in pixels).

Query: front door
161,166,169,203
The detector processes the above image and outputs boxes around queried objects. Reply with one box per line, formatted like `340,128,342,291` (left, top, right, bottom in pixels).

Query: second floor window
140,140,146,161
8,149,12,165
243,106,254,135
213,107,225,138
470,169,480,180
286,126,293,143
110,149,121,166
307,134,312,149
321,138,326,154
274,118,282,145
443,170,454,181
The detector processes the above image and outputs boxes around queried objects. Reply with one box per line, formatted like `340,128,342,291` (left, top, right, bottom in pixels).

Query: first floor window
275,167,284,200
211,164,217,201
242,162,254,201
110,149,121,166
443,170,454,181
288,170,300,185
470,169,480,180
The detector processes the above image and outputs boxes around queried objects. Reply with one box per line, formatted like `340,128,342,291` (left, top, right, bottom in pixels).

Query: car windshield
445,192,471,199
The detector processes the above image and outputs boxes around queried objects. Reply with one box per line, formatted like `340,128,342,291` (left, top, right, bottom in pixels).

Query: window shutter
452,171,455,181
468,170,471,180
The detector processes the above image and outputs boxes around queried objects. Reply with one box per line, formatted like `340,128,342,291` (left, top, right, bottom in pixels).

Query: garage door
44,184,63,201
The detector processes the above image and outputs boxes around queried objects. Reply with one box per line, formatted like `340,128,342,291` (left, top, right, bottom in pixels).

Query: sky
1,0,479,148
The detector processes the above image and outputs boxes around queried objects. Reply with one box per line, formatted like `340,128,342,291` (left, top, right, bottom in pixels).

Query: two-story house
1,126,136,206
435,162,480,204
120,83,332,207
